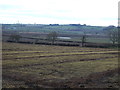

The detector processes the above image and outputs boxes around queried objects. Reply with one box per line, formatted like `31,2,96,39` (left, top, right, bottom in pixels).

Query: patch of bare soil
3,68,119,88
48,68,119,88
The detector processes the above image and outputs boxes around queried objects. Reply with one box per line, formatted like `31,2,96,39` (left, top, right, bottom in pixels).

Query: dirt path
3,49,116,55
3,56,118,69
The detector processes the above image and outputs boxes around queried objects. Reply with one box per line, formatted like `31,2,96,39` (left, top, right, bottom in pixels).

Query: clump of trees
9,34,21,42
47,31,58,45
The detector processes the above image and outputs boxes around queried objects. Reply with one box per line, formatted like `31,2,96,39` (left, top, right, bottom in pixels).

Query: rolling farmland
2,42,119,88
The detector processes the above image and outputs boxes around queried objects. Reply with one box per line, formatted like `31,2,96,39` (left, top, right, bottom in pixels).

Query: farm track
3,56,118,69
3,49,116,55
3,50,118,60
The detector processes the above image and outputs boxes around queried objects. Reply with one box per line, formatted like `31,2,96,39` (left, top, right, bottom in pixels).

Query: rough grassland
2,42,118,88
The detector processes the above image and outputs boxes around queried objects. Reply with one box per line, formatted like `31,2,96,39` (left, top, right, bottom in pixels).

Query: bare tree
108,29,118,44
104,26,118,45
118,27,120,45
107,27,118,44
81,32,87,47
47,31,58,45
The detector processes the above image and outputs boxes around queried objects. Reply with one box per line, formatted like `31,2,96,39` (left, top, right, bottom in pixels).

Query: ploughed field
2,42,119,88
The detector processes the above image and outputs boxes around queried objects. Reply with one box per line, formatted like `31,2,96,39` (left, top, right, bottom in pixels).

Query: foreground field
2,42,119,88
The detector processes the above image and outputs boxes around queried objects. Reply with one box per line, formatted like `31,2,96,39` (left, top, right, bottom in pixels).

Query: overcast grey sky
0,0,119,26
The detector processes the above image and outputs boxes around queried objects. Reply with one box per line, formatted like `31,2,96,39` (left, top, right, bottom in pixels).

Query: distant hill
2,24,118,44
2,24,106,35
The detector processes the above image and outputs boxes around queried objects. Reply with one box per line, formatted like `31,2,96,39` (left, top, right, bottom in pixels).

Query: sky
0,0,119,26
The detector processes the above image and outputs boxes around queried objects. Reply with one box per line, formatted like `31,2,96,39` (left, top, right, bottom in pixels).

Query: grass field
2,42,119,88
